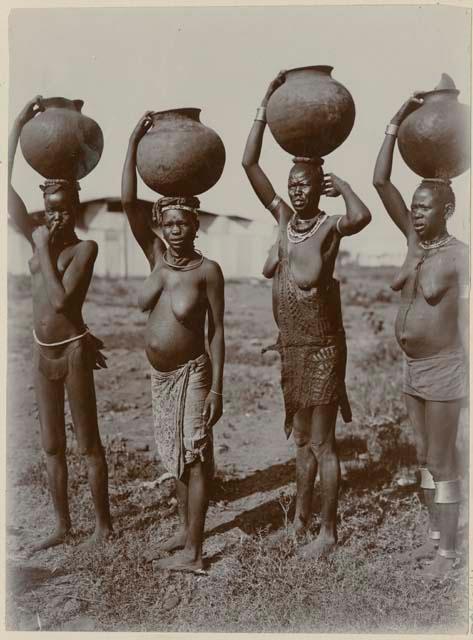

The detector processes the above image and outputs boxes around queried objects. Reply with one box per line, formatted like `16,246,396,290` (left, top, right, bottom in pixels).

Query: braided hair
419,178,456,217
152,196,200,227
40,178,81,207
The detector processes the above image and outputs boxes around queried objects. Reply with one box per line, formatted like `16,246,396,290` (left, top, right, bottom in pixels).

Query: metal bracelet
255,106,267,123
420,467,436,490
437,548,459,560
267,194,282,213
434,479,461,504
210,389,223,397
385,123,400,137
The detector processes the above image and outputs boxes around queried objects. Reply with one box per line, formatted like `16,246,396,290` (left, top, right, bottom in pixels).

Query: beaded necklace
287,212,328,244
163,249,204,271
419,233,453,250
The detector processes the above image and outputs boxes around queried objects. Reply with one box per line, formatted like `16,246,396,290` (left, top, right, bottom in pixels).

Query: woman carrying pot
373,95,469,578
8,97,113,553
121,112,225,573
242,73,371,557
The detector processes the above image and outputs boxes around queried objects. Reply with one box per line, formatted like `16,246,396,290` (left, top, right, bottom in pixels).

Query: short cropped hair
419,178,456,217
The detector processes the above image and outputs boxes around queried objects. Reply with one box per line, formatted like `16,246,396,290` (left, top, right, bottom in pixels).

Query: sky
8,4,471,258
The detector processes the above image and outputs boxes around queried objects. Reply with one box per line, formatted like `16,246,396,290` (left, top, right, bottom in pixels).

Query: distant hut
8,197,277,280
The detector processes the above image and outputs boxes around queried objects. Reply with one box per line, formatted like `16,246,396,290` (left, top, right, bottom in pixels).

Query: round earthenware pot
136,108,226,196
398,74,470,179
266,66,356,159
20,97,104,180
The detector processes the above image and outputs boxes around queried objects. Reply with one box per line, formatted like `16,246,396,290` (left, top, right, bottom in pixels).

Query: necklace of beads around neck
163,249,204,271
419,233,453,251
287,212,328,244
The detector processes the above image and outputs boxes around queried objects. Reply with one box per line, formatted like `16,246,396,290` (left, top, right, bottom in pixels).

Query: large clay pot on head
136,108,226,197
266,66,356,159
398,74,470,179
20,97,104,180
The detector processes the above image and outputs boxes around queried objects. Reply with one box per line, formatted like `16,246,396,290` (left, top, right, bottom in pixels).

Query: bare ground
5,269,469,633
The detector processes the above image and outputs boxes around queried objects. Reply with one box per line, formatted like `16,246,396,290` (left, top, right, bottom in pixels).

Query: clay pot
20,97,103,180
398,74,470,179
266,66,356,159
136,108,226,196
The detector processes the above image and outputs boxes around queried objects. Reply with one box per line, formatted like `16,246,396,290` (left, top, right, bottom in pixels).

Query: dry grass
5,270,469,633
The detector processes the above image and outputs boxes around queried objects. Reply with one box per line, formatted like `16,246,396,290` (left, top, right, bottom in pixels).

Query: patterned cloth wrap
264,252,352,438
34,332,106,381
150,352,214,479
403,349,467,401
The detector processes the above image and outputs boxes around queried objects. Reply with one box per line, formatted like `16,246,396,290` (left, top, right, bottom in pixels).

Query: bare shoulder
66,240,98,271
453,237,468,255
76,239,99,261
277,199,294,226
326,214,341,230
452,237,469,274
202,257,224,282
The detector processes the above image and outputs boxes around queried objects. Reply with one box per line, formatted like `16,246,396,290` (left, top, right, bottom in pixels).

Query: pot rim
150,107,202,119
284,65,334,75
39,97,84,110
417,88,460,100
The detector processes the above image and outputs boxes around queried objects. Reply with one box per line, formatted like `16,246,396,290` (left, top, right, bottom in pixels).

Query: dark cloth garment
34,333,105,381
264,249,352,438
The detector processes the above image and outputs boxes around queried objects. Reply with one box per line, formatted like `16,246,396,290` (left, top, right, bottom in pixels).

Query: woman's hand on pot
391,92,424,125
323,173,347,197
262,70,286,105
203,392,223,428
130,111,154,142
16,96,44,128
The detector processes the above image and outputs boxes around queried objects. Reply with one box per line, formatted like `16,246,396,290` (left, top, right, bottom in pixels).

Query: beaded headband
152,196,200,225
160,205,198,214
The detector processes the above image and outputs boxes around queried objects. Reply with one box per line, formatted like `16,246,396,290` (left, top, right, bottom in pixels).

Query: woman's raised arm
121,112,165,267
324,173,371,236
8,97,45,247
242,72,289,222
373,95,424,237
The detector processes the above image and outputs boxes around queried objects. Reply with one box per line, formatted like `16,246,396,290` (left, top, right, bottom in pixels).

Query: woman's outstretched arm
121,112,165,268
8,96,45,247
373,95,423,237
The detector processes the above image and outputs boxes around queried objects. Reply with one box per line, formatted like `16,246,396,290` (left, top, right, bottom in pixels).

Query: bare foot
28,527,71,556
271,518,308,544
78,527,114,550
299,534,336,559
420,553,458,581
143,530,187,562
393,540,438,564
154,550,205,574
159,529,187,553
291,516,309,538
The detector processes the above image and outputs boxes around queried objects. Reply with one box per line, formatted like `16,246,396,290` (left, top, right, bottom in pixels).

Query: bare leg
422,400,461,579
292,408,317,536
300,403,339,559
155,365,212,572
158,477,189,552
66,353,113,543
30,370,71,554
396,395,438,561
155,459,210,572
